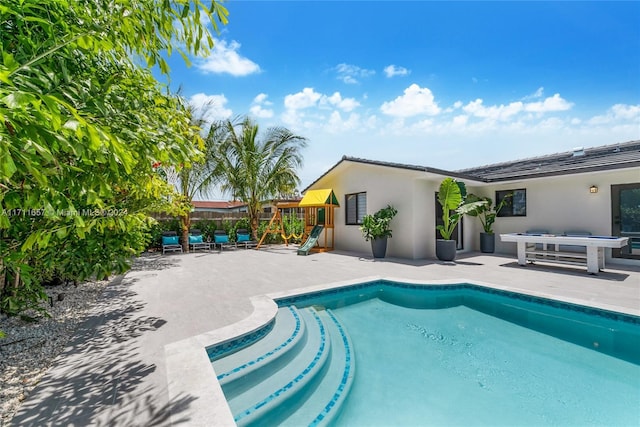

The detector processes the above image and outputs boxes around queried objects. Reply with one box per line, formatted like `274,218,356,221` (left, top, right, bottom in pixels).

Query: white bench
500,233,629,274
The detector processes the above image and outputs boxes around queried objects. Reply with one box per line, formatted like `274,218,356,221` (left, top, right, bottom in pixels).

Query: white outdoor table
500,233,629,274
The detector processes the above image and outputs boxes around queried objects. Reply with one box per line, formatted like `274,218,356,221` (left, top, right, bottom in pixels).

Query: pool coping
164,275,639,426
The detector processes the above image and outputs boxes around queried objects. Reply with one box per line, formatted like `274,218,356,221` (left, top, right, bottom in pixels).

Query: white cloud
326,111,361,133
463,99,523,120
281,108,302,129
610,103,640,120
411,118,434,131
253,93,272,105
537,117,565,129
334,63,375,84
284,88,360,113
523,87,545,100
380,84,441,117
188,93,232,123
249,93,274,118
321,92,360,112
384,65,410,78
588,103,640,125
461,94,572,121
452,115,469,128
250,105,274,119
284,88,323,110
524,93,573,113
196,39,260,76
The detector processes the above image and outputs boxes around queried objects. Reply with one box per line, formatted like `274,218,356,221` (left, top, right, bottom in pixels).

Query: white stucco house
303,140,640,266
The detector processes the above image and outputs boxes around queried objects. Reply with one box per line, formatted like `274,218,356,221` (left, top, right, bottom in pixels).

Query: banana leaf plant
436,178,487,240
466,193,512,234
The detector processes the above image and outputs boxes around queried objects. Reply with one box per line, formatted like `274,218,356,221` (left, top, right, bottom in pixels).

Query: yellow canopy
299,189,340,207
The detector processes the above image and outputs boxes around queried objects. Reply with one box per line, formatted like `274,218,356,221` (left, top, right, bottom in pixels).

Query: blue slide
297,225,324,256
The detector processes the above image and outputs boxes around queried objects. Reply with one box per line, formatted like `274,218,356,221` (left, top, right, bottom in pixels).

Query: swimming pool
208,280,640,426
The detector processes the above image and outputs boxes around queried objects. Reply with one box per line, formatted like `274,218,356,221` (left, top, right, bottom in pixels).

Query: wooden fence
151,211,273,221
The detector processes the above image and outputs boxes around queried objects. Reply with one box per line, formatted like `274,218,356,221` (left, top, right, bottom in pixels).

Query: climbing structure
297,189,339,253
256,202,303,249
256,189,340,253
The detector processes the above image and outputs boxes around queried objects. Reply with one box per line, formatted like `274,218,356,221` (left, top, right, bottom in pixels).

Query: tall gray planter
480,232,495,253
436,239,457,261
371,237,388,258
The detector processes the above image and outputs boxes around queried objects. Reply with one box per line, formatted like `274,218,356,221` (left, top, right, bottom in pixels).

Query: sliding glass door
611,183,640,259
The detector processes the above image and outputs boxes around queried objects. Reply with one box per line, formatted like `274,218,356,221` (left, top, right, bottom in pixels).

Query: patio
10,247,640,426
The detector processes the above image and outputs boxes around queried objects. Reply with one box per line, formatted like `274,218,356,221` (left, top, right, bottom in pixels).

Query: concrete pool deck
10,246,640,426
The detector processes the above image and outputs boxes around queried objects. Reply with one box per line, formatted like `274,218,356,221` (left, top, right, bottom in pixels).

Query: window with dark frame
496,189,527,217
345,192,367,225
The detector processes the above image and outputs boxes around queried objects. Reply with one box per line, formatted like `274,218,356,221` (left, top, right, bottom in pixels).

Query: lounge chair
235,228,257,249
189,229,211,252
162,231,183,255
214,230,234,252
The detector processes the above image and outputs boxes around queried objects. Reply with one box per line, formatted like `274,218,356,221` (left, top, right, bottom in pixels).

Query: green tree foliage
213,117,307,239
169,109,227,251
0,0,228,315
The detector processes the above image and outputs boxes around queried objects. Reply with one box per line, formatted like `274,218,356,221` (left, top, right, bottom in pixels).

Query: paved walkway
10,247,640,426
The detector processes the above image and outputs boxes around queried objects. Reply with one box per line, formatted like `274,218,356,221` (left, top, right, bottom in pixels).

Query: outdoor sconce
590,185,598,194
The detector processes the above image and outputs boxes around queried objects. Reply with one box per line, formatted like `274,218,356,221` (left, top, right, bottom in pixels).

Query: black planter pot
480,232,495,253
371,237,388,258
436,239,457,261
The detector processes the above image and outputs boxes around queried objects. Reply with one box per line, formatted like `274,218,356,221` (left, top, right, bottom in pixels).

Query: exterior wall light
590,185,598,194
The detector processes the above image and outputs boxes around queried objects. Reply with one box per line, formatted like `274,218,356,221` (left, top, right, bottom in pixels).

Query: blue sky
159,1,640,194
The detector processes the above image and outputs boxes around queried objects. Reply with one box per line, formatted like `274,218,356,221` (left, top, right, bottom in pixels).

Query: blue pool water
210,281,640,426
332,297,639,426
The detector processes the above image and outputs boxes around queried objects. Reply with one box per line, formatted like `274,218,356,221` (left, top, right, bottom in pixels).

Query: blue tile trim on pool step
207,319,276,362
216,306,302,381
310,309,353,426
234,308,327,424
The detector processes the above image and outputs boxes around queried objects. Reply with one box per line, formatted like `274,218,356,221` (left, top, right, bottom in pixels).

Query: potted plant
360,204,398,258
466,193,512,253
436,178,486,261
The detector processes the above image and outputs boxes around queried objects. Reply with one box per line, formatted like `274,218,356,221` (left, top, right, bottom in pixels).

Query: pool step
279,308,355,426
212,306,306,399
214,306,356,426
229,307,330,426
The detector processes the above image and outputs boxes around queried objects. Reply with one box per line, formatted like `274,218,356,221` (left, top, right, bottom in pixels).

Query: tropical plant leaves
0,0,228,315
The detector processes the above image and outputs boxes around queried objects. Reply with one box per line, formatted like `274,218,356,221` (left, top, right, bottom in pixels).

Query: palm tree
166,101,226,251
213,117,307,240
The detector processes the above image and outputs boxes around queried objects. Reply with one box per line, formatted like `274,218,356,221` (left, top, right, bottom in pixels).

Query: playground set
256,189,339,255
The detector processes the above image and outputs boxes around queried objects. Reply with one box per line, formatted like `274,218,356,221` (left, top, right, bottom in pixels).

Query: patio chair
162,231,183,255
235,228,258,249
214,230,234,252
189,229,211,252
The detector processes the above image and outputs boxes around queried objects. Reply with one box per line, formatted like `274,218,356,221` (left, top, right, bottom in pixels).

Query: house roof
192,201,247,210
303,140,640,191
456,140,640,182
302,156,481,192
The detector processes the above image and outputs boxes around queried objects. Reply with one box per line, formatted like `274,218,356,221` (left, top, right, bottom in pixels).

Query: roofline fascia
302,154,640,193
302,156,485,193
474,160,640,184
